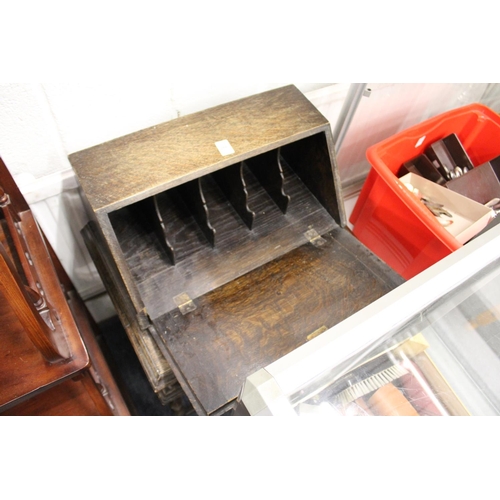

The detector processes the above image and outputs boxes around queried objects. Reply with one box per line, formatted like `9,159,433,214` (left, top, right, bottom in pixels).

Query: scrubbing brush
335,364,409,406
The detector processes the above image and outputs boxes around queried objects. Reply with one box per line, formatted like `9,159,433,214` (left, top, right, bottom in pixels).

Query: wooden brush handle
367,383,419,416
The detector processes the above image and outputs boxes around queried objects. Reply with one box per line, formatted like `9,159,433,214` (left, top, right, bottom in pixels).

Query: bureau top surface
69,85,330,213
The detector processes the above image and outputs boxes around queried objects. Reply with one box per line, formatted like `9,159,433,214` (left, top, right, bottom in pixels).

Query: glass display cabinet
236,220,500,416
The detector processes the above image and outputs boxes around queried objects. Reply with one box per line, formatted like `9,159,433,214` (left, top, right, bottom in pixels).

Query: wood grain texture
0,276,83,409
138,196,177,265
0,159,129,416
69,85,330,213
0,242,64,363
178,178,217,247
70,86,403,415
81,221,177,394
282,132,342,223
245,149,291,214
154,228,404,415
67,289,130,416
0,216,90,409
1,377,103,416
212,162,255,229
71,87,345,323
111,160,337,319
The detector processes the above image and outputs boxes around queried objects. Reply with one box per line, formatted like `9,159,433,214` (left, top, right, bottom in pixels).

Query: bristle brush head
336,364,408,406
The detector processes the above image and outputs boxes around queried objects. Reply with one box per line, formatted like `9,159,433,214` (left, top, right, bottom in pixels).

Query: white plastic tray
400,172,494,244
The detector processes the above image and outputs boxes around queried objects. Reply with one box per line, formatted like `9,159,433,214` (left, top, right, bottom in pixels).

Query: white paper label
215,139,235,156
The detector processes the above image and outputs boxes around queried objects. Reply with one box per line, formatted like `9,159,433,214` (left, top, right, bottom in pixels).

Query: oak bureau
70,85,403,415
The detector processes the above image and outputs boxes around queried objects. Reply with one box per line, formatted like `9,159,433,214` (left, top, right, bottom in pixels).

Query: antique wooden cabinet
0,158,129,416
70,85,404,415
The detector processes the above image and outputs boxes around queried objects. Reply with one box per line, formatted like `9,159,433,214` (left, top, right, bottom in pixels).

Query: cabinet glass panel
294,257,500,416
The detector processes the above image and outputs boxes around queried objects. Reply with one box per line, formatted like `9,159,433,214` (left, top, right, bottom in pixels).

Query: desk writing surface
153,228,403,415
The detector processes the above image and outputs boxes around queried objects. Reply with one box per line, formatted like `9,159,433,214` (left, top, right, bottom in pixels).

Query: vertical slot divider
245,148,291,214
212,162,256,230
179,178,217,247
138,196,177,265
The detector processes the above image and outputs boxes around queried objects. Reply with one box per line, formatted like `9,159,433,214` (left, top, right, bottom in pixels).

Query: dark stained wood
282,132,343,223
0,197,90,409
111,159,337,319
245,149,291,214
81,221,178,396
154,228,403,415
138,196,177,265
72,88,347,325
79,371,114,416
70,85,403,415
0,159,129,416
0,271,84,409
1,186,37,290
69,85,331,213
67,289,130,416
0,377,103,416
0,242,64,363
212,162,255,229
0,159,29,214
178,178,217,247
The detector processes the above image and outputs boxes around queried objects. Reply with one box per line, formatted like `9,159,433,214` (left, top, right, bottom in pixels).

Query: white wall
0,83,73,182
42,83,333,155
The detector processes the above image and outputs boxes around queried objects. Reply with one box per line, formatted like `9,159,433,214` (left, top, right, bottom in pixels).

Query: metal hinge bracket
173,292,197,315
305,228,326,247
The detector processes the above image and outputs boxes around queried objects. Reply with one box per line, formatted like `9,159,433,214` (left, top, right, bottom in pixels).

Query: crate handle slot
212,162,256,230
245,148,291,214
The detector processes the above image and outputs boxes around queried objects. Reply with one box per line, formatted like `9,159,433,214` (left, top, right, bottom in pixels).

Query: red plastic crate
350,103,500,280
